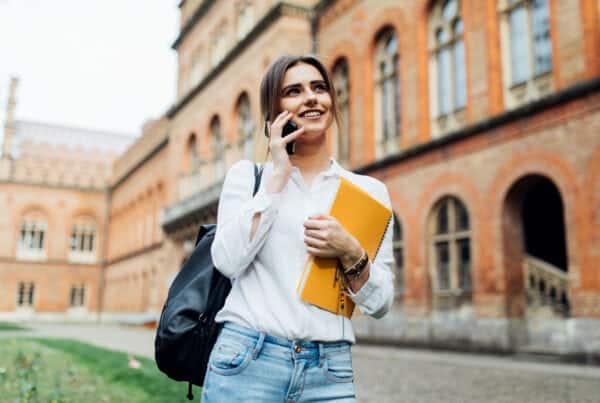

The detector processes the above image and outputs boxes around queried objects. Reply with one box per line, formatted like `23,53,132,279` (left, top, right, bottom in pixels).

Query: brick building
0,78,133,320
1,0,599,358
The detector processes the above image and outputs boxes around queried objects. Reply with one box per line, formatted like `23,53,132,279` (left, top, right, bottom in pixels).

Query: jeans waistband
222,322,350,361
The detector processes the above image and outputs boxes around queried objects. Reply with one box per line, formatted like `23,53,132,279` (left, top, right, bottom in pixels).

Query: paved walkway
3,323,600,402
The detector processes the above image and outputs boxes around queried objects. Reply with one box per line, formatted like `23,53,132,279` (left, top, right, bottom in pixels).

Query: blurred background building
1,0,599,359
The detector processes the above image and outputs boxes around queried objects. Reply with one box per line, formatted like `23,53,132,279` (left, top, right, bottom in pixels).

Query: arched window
429,196,472,308
237,93,254,160
211,116,225,180
187,134,200,174
499,0,553,107
374,28,400,157
189,46,204,90
236,1,254,39
332,58,351,165
69,217,97,263
17,212,48,261
392,213,404,298
211,26,227,67
429,0,466,136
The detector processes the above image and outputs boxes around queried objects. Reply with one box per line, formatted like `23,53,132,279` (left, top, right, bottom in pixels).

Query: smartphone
282,120,298,155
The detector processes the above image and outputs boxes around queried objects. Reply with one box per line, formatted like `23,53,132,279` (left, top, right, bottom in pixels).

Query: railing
68,251,97,264
162,176,224,232
523,255,569,316
16,247,47,262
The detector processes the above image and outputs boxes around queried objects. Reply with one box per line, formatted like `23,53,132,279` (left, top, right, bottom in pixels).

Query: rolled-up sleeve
347,182,395,318
211,160,282,279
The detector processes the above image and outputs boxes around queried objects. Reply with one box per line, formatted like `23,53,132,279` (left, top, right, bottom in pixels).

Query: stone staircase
523,255,570,317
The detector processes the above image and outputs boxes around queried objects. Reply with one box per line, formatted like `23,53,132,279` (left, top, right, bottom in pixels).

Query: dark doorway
521,178,567,271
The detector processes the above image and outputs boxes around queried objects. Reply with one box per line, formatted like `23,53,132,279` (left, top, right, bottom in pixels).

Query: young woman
202,55,395,402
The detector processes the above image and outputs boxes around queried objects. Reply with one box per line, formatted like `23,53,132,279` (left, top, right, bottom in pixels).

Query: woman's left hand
303,214,361,260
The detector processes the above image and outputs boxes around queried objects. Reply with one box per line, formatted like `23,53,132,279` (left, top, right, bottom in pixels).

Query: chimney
2,77,19,159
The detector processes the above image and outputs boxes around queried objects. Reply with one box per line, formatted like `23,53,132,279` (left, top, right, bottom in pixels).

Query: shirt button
294,345,302,353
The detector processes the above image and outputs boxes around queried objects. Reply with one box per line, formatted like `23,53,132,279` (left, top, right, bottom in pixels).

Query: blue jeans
201,322,357,402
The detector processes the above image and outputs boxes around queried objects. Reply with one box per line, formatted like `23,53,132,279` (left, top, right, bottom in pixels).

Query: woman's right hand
267,110,305,175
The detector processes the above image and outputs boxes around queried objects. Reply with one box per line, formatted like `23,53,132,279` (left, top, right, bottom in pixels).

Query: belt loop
252,332,266,360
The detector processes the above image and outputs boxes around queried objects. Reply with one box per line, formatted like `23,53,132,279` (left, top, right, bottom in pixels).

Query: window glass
509,6,530,84
437,201,449,234
453,40,466,108
438,48,452,115
392,214,404,295
212,117,225,179
375,29,400,154
442,0,458,20
189,136,200,173
458,239,472,290
70,284,85,307
238,95,254,160
456,200,470,230
17,282,35,306
532,0,552,75
436,242,450,289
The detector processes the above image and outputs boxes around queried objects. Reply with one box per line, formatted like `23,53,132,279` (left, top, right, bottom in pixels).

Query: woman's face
279,62,333,137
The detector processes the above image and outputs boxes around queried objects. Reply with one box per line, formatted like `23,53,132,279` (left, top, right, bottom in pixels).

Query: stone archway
502,174,570,349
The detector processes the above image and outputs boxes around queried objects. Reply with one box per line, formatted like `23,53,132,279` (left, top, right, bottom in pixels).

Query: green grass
0,321,28,331
0,337,201,402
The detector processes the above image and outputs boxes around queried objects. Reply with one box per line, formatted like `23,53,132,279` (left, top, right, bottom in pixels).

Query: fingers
304,236,328,249
273,110,291,125
303,219,327,230
304,228,326,240
282,126,305,144
270,111,292,138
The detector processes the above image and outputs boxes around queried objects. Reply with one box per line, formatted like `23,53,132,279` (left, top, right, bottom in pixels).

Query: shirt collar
288,157,343,182
323,157,343,178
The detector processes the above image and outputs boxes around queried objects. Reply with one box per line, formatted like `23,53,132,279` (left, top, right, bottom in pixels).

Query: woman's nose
304,89,317,104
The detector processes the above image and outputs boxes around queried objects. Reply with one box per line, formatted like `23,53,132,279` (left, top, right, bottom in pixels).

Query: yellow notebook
296,177,392,318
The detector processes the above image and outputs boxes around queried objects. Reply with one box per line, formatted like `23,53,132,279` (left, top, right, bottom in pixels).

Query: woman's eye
314,84,328,92
284,88,300,96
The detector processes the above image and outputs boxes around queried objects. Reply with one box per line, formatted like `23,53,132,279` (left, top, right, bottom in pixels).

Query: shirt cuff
346,265,379,306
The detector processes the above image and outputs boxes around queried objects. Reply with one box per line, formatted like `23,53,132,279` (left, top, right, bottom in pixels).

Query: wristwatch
343,249,369,279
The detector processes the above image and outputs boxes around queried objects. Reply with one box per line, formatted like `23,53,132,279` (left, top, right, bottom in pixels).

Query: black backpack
155,163,263,400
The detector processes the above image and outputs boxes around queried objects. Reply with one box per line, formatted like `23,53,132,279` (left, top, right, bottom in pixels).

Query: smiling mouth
299,110,324,120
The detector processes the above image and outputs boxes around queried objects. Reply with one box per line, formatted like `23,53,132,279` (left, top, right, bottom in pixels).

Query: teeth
302,111,321,117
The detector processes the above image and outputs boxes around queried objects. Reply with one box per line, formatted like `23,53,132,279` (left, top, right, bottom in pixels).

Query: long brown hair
259,55,340,143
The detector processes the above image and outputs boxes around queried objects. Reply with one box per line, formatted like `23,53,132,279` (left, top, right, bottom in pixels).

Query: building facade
1,0,599,358
0,78,133,320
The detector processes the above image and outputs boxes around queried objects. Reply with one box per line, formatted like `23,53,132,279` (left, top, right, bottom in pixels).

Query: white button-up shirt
211,158,395,343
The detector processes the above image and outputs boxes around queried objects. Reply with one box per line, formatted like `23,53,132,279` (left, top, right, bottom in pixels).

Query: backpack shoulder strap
253,163,264,197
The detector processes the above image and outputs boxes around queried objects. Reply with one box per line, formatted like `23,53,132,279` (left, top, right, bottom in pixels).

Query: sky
0,0,179,138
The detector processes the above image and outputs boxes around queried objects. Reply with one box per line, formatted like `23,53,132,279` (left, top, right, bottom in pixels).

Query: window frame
331,58,351,166
16,281,35,308
498,0,554,109
17,216,48,261
428,196,473,310
236,93,255,160
68,217,97,263
373,28,400,158
428,0,468,138
211,116,226,180
236,1,254,39
69,283,86,308
392,213,404,299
